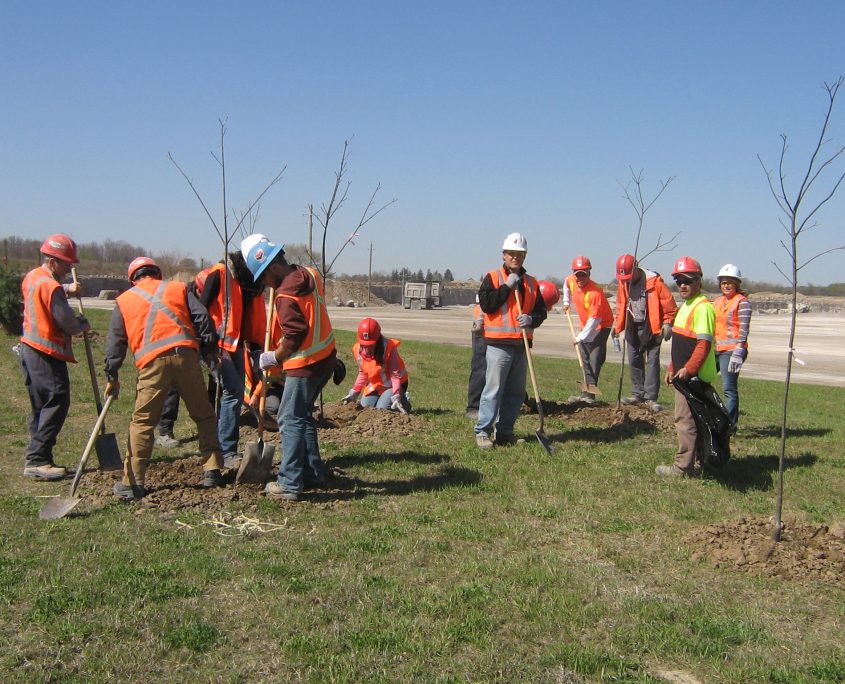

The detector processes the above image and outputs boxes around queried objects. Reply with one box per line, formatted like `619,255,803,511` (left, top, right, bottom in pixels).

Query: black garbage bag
672,376,731,468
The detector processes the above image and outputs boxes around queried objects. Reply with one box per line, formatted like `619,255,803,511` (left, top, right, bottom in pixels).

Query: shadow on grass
330,450,449,468
742,425,833,438
709,452,818,492
548,419,658,444
312,463,482,501
409,407,451,416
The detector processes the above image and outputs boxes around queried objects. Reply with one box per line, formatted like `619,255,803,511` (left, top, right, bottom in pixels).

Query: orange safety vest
116,279,199,369
276,267,336,371
243,308,284,402
714,294,748,352
352,338,408,396
613,271,678,335
199,263,265,352
483,268,539,341
20,265,76,362
566,275,613,330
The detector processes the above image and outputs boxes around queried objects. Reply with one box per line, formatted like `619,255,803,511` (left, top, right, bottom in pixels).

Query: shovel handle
68,392,115,498
257,287,277,439
72,268,106,426
513,287,545,431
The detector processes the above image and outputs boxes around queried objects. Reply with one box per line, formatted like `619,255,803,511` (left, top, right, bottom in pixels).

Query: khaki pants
124,348,222,486
673,386,698,473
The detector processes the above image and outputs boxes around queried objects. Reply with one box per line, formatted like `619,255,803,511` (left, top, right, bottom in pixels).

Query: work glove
341,389,360,405
77,316,91,333
390,394,411,414
259,350,280,371
728,348,746,374
505,272,521,289
471,318,484,333
661,323,673,341
611,331,621,353
516,313,533,329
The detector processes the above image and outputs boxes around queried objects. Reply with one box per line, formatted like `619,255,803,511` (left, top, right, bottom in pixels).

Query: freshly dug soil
686,517,845,589
530,398,676,434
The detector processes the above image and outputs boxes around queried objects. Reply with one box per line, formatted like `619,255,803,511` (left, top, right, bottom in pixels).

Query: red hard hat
571,255,592,273
127,256,160,281
616,254,637,282
538,280,561,307
40,234,79,264
672,256,703,277
357,317,382,346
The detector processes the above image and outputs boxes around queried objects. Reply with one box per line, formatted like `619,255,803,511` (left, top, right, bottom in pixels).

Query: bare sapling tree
309,138,396,285
614,168,679,406
758,75,845,542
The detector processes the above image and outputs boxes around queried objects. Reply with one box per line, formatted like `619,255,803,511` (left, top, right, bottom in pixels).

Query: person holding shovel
343,317,411,412
242,234,338,502
474,232,547,450
18,234,90,480
562,256,613,403
613,254,677,412
104,257,225,500
655,256,718,477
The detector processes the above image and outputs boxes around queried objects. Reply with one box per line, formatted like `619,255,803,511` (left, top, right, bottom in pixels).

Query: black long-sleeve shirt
477,265,547,347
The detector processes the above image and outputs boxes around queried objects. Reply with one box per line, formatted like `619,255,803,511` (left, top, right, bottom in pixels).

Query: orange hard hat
571,255,592,273
127,256,160,282
672,256,703,277
538,280,561,307
616,254,637,281
357,317,382,346
40,234,79,263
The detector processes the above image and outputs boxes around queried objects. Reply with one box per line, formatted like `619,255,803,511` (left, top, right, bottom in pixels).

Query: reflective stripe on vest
353,339,408,395
672,298,709,339
714,294,747,351
279,267,336,370
483,268,537,340
119,280,199,368
204,262,243,351
20,267,75,361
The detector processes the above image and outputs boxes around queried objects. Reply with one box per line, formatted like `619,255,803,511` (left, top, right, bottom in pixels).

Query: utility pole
367,242,373,304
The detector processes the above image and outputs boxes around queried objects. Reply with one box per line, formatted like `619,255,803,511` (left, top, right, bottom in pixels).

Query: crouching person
105,257,225,500
343,317,411,412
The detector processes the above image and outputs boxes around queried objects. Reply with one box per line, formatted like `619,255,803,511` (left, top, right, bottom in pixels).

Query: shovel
514,288,553,455
71,268,122,470
237,288,276,484
565,308,602,396
39,390,116,520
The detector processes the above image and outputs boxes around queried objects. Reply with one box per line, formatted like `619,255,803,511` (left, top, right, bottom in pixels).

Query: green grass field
1,308,843,683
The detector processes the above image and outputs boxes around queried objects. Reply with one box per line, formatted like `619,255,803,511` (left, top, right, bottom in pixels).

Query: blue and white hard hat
241,233,285,280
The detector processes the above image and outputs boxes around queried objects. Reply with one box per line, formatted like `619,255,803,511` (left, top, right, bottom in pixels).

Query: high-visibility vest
352,339,408,396
243,308,284,402
116,279,199,369
613,271,677,335
714,294,749,352
276,267,336,371
565,275,613,330
671,294,717,383
20,265,76,362
200,263,264,352
482,268,538,341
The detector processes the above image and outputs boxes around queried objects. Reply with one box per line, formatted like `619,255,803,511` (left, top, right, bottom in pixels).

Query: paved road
81,299,845,387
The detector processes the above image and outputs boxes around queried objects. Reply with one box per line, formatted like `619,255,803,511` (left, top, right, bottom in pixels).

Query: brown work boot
655,464,695,477
23,464,67,480
475,433,494,450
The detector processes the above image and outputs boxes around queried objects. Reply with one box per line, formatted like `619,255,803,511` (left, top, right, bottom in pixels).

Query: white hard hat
501,232,528,252
717,264,742,281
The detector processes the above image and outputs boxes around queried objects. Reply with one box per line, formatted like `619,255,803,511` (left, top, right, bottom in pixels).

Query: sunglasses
673,275,699,286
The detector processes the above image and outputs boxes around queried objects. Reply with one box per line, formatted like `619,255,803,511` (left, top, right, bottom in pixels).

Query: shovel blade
39,496,81,521
535,429,554,456
576,381,603,397
94,433,123,471
237,441,274,484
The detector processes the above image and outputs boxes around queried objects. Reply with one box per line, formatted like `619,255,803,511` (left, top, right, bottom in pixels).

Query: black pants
20,344,71,467
466,331,487,411
157,387,181,435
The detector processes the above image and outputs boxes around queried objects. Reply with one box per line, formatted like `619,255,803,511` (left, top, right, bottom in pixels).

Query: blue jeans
475,343,527,439
717,351,740,429
361,390,395,409
218,348,245,456
276,372,330,493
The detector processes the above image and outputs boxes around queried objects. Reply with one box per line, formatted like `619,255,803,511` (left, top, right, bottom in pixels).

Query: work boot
655,464,693,477
579,392,596,405
23,464,67,481
202,469,224,488
222,453,242,470
154,432,179,449
495,434,524,446
646,401,664,413
621,396,643,406
263,481,301,501
475,433,494,450
113,482,146,500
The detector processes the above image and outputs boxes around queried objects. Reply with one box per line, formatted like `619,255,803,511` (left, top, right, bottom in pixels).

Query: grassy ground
1,309,843,683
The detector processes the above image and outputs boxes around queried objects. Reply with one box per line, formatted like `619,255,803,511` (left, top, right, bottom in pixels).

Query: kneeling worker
343,317,411,412
105,257,225,500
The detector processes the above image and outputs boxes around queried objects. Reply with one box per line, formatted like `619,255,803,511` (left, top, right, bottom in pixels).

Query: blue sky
1,1,844,285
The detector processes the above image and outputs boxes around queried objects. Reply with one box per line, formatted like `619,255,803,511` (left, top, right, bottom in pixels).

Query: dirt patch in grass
685,517,845,589
74,406,426,517
532,399,676,434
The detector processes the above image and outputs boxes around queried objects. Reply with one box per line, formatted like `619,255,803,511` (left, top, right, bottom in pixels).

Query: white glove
728,349,746,374
341,389,360,405
505,273,520,289
661,323,673,341
259,351,280,371
516,313,533,328
390,394,403,411
471,318,484,333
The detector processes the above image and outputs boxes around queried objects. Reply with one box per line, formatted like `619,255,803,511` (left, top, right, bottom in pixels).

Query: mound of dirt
529,399,675,434
685,517,845,589
74,406,426,517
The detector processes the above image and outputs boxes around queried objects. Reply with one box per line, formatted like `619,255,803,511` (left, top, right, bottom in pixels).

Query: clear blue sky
2,1,844,285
